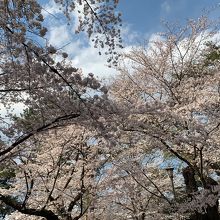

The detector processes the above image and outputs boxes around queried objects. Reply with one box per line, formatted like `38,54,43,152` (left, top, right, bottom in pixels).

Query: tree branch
0,113,80,158
0,194,59,220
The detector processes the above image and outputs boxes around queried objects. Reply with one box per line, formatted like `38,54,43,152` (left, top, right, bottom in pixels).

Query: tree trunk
182,166,220,220
141,212,146,220
182,166,198,194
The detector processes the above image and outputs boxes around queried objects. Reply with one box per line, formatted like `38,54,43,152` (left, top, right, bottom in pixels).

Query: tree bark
182,166,220,220
182,166,198,194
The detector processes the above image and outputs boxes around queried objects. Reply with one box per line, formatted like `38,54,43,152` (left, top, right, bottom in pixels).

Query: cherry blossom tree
109,16,220,219
95,149,176,220
2,1,220,220
0,0,121,157
2,125,106,220
0,0,121,219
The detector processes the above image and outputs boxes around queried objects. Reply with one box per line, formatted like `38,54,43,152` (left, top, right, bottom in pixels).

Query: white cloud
68,42,117,78
68,25,144,78
48,25,70,47
161,1,171,13
42,0,82,32
41,0,62,18
45,23,143,79
120,24,140,45
148,33,164,43
42,1,147,79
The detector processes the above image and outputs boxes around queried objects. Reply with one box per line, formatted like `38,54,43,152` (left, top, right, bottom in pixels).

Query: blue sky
40,0,220,78
118,0,220,35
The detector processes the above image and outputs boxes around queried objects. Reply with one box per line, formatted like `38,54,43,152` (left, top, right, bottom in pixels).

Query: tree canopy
0,1,220,220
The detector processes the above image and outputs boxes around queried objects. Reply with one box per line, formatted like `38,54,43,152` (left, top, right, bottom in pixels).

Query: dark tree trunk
182,166,220,220
182,166,198,194
140,212,146,220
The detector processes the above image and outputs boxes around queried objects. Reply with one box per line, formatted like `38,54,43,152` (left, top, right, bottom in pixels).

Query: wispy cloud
69,42,117,78
48,25,71,47
161,1,171,14
41,1,147,79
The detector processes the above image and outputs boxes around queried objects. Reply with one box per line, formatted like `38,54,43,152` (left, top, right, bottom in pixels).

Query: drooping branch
4,25,82,101
125,170,172,205
0,113,80,158
157,137,193,168
124,127,193,168
0,194,59,220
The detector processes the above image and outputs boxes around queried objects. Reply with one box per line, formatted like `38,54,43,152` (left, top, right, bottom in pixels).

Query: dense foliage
0,1,220,220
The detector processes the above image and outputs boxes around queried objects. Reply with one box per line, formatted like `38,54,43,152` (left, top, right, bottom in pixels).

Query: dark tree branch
157,137,193,168
0,194,59,220
0,87,43,92
0,113,80,158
